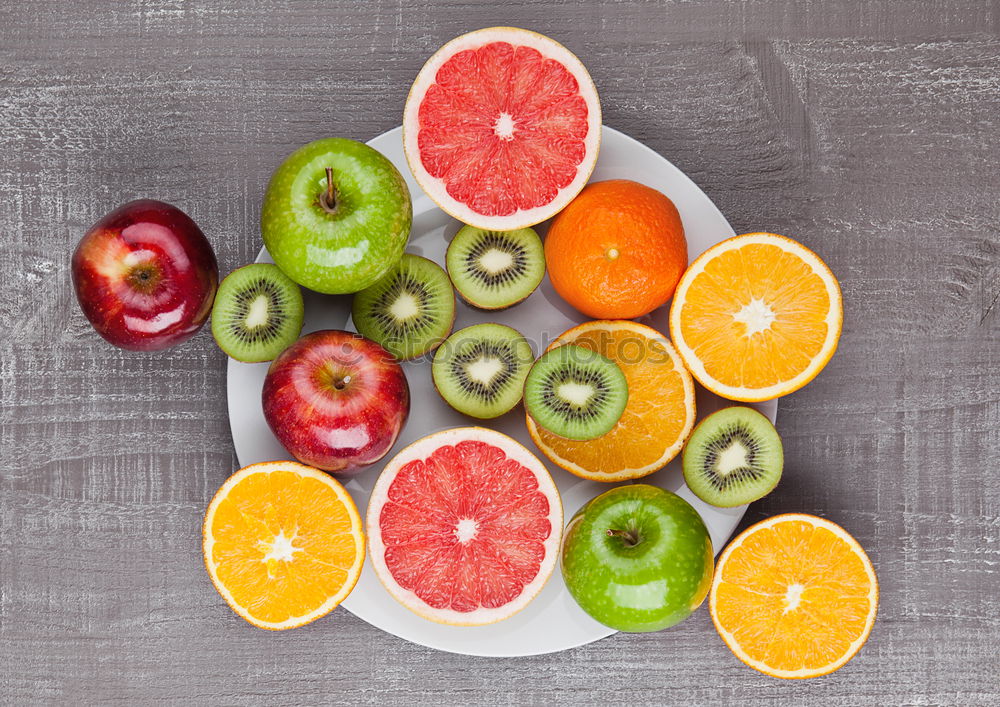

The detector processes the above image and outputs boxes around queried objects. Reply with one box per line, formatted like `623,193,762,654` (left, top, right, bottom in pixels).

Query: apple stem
322,167,337,213
606,528,640,547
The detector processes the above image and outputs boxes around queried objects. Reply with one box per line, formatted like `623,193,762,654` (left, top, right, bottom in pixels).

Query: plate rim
226,124,776,657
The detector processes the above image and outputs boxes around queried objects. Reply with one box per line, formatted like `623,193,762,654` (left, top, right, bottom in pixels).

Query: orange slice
710,513,878,679
202,461,365,630
669,233,843,402
526,320,696,481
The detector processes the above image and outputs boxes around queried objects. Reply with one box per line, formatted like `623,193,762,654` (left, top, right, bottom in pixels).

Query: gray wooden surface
2,1,998,704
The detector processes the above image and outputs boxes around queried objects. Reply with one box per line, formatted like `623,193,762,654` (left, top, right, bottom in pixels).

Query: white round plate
227,125,776,656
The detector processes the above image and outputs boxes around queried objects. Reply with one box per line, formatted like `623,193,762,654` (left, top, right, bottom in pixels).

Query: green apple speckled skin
561,484,714,632
261,138,412,294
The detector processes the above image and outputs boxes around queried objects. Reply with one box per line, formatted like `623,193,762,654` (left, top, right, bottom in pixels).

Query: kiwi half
523,344,629,441
432,323,534,419
446,225,545,310
210,263,304,362
351,253,455,360
682,406,783,507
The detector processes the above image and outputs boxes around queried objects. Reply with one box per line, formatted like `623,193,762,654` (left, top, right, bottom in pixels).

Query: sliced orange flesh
669,233,842,401
710,514,878,679
526,320,696,481
203,461,364,630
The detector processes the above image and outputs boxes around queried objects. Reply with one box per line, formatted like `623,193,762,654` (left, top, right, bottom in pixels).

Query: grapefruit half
367,427,563,625
403,27,601,231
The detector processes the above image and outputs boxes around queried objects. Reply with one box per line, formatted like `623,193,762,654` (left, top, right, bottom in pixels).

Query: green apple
261,138,411,294
561,484,714,632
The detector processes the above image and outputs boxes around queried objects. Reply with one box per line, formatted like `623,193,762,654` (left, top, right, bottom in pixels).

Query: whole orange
544,179,687,319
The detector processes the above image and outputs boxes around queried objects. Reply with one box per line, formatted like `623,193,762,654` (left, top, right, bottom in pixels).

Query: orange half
669,233,843,401
526,320,696,481
710,513,878,679
203,461,365,630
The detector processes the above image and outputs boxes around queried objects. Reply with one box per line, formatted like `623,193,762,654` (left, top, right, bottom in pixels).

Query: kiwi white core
716,441,751,477
734,297,776,336
390,293,421,321
557,381,596,407
480,248,515,273
245,295,270,329
467,356,504,386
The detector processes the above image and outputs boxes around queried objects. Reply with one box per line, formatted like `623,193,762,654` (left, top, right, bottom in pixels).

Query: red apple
71,199,219,351
262,330,410,476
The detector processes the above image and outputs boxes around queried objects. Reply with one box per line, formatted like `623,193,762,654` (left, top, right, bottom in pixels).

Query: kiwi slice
432,324,534,419
524,344,629,441
351,253,455,360
682,407,783,507
446,225,545,310
210,263,304,362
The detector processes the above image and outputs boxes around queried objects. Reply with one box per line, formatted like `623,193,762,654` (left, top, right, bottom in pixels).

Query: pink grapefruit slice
403,27,601,231
366,427,563,626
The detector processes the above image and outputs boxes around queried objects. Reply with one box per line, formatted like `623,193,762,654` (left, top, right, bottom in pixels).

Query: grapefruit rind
525,320,697,482
366,427,563,626
403,26,601,231
202,461,365,631
709,513,879,679
668,232,844,402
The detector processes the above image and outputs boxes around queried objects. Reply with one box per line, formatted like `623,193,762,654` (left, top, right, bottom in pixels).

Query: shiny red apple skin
262,330,410,476
71,199,219,351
